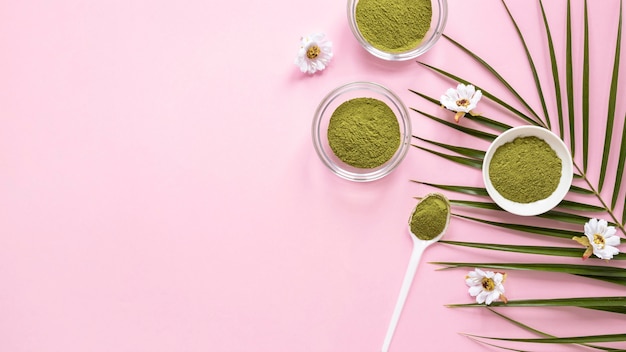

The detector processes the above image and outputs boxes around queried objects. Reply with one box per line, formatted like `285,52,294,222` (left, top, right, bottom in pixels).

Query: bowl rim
346,0,449,61
311,81,412,182
482,125,574,216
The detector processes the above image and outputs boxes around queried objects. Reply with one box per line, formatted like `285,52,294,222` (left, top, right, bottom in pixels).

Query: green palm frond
539,0,565,138
501,0,550,129
441,34,545,127
413,146,483,169
599,0,623,193
465,333,626,345
409,89,512,131
410,0,626,347
410,181,489,197
613,112,626,210
433,262,626,286
566,0,575,156
411,108,497,141
484,309,626,351
582,0,590,172
440,240,626,259
448,197,604,212
451,296,626,310
413,136,486,159
417,62,539,126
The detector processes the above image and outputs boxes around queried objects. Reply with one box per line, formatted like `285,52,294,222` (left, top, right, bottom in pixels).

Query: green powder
327,97,400,169
489,136,562,203
355,0,432,53
409,194,449,241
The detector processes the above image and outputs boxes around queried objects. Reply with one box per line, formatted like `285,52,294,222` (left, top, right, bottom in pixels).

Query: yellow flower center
593,233,605,249
456,98,470,107
307,45,321,59
481,277,495,291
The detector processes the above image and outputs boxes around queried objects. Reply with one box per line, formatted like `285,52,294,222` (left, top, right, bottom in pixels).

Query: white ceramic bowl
312,81,411,182
482,126,573,216
347,0,448,61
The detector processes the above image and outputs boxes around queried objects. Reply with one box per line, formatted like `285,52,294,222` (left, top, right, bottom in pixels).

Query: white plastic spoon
381,193,451,352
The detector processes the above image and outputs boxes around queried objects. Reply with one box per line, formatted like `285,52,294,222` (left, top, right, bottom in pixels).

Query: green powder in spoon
409,195,449,241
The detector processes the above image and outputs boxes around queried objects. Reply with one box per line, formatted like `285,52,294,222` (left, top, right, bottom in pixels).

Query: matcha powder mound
355,0,432,53
327,97,401,169
489,136,562,203
409,195,449,241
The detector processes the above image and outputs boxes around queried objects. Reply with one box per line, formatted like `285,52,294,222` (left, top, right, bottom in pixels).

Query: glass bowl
482,126,574,216
312,81,412,182
347,0,448,61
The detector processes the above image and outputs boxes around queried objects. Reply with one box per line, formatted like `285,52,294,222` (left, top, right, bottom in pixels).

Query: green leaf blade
442,34,545,127
414,146,483,169
599,0,623,192
454,213,581,239
440,240,626,260
411,108,498,141
411,181,489,197
539,0,565,139
413,136,486,160
566,0,576,157
501,0,551,129
611,113,626,211
417,62,539,126
582,0,590,172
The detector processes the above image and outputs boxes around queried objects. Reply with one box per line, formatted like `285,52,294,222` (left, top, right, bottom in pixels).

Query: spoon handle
381,241,426,352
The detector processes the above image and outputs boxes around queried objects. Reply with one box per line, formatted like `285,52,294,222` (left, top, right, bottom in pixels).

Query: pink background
1,0,624,351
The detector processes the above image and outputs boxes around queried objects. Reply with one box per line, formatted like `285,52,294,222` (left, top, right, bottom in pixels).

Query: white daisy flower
295,33,333,74
465,268,507,305
440,83,483,122
573,218,621,260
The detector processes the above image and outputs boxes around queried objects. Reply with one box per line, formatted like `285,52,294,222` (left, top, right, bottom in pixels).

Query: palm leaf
570,184,594,194
433,262,626,280
582,0,590,171
501,0,550,129
557,199,605,212
482,310,624,351
411,181,489,197
487,309,550,337
450,197,605,212
613,111,626,209
536,209,595,225
464,338,531,352
486,309,626,352
539,0,565,138
411,108,498,141
417,62,539,126
454,213,581,240
491,303,626,322
450,296,626,308
440,240,626,259
413,146,483,169
466,333,626,344
409,89,512,131
413,136,486,159
587,306,626,315
599,0,623,193
566,0,576,156
442,34,544,126
447,199,501,210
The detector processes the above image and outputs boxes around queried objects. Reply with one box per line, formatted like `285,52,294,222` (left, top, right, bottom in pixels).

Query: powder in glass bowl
355,0,432,53
327,97,400,169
